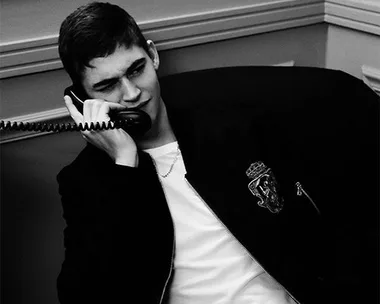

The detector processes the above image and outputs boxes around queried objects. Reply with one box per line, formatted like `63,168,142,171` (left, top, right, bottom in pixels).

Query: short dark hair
58,2,149,84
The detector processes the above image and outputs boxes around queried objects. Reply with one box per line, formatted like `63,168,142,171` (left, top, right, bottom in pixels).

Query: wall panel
0,0,324,79
326,24,380,79
0,0,320,44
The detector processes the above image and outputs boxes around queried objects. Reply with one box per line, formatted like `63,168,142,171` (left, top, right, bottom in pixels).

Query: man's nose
121,77,141,102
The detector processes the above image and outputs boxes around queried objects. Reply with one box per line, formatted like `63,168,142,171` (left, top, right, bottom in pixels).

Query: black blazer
57,66,379,304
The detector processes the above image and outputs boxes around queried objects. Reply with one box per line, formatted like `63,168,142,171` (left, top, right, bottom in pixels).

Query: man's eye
98,82,116,92
129,64,145,78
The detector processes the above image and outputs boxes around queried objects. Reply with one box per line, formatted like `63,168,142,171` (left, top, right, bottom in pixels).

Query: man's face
81,43,162,129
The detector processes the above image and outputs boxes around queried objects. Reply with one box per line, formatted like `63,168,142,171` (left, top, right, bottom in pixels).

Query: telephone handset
0,86,151,136
64,85,151,136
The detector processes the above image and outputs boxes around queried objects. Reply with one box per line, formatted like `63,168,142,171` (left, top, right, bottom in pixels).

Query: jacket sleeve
56,150,167,303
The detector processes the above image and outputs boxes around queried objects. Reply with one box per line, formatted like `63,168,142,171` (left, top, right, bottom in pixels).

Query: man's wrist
114,149,139,167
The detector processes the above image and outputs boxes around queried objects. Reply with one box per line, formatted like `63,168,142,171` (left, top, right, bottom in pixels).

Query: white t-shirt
145,142,296,304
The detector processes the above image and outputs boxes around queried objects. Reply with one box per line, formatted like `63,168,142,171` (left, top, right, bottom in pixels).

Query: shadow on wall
1,132,85,304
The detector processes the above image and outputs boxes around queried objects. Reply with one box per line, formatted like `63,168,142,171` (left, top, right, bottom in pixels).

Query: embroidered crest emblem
246,161,284,214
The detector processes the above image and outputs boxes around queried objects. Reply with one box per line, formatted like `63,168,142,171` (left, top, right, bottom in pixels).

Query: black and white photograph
1,1,379,303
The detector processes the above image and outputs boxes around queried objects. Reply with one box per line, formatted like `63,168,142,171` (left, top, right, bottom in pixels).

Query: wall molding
0,0,323,79
2,0,379,80
325,0,380,36
2,0,380,80
362,65,380,95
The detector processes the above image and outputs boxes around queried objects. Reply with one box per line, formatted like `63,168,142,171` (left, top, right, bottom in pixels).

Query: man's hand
64,95,138,167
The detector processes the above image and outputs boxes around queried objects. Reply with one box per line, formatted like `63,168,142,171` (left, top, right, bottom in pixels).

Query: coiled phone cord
1,109,152,135
0,120,131,132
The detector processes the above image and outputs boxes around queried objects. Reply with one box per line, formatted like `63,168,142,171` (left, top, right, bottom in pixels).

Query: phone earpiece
64,85,152,136
109,109,152,136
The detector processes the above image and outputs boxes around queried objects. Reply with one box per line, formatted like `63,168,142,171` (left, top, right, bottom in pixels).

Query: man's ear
147,40,159,70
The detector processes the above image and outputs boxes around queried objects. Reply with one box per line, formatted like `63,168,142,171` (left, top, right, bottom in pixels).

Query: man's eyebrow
92,57,147,89
93,78,117,90
127,57,146,74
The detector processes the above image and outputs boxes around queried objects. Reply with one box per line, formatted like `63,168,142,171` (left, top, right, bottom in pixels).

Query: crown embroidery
246,161,284,214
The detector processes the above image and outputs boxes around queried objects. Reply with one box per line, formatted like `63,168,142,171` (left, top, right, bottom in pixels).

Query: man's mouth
132,98,150,110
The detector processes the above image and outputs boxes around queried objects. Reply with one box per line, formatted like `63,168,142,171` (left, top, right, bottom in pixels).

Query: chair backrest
160,66,378,112
160,66,379,155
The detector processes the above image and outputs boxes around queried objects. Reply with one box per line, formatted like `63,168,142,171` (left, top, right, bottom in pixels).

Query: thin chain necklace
160,145,181,178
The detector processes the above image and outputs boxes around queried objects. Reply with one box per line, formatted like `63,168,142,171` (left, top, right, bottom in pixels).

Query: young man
57,2,379,304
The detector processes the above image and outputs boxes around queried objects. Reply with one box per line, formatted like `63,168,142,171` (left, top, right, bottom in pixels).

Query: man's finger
96,101,128,122
106,102,127,110
64,95,83,124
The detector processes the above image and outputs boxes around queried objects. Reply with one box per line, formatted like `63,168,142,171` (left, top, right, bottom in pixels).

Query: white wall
326,24,380,79
0,0,297,44
324,0,380,92
158,25,327,77
0,0,324,79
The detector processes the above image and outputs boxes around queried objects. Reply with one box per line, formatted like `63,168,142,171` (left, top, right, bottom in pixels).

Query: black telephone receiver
0,86,151,135
64,85,151,136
